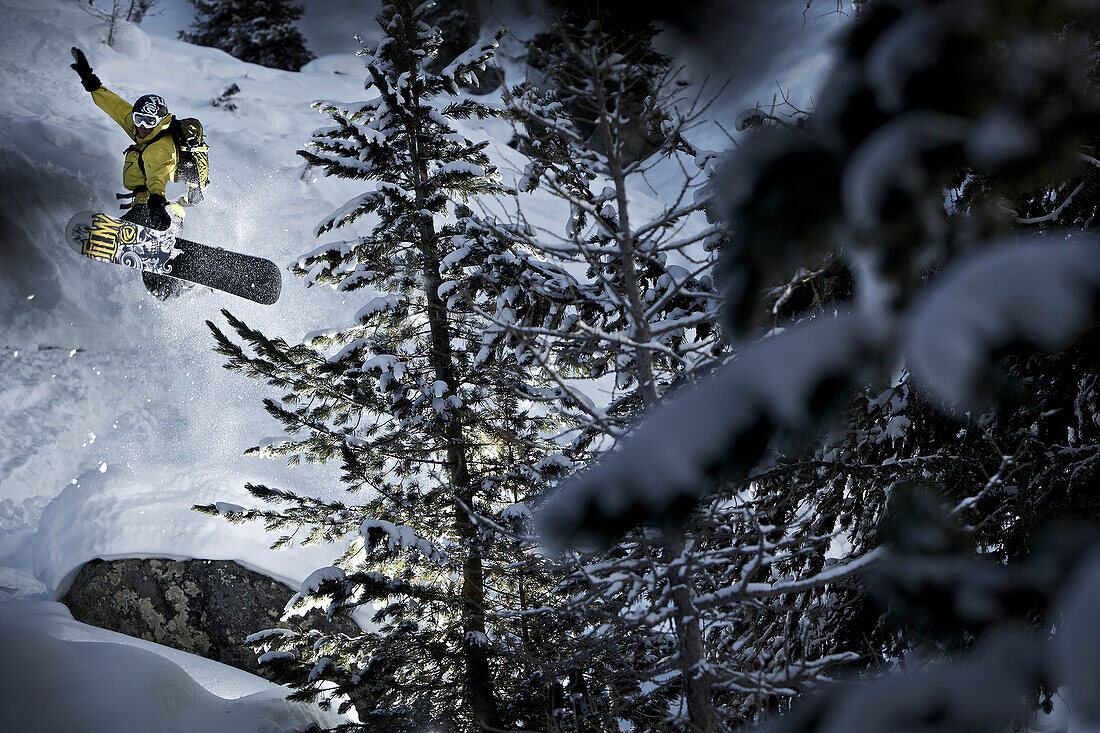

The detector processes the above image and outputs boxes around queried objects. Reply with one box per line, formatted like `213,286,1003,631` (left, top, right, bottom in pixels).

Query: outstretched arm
91,87,138,138
71,47,136,138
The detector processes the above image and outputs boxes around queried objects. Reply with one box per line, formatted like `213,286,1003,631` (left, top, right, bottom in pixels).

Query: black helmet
132,94,168,128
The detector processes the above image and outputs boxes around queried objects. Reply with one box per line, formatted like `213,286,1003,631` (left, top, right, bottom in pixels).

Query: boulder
61,557,358,679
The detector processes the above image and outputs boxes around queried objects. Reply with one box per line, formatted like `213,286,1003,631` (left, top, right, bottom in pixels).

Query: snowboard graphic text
84,213,128,260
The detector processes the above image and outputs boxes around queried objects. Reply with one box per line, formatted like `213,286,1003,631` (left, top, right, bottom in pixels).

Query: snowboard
65,211,282,305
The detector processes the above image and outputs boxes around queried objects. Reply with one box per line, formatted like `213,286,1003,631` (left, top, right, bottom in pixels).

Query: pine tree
460,18,739,730
526,7,671,162
181,0,314,71
199,3,570,730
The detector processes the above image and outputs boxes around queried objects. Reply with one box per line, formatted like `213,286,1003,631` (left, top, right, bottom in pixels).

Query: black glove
70,47,101,92
146,194,171,231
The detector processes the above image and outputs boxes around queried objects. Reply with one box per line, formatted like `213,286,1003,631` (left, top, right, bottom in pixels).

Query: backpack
169,116,210,189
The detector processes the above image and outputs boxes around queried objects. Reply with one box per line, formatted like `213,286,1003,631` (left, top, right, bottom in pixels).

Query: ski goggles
132,111,165,128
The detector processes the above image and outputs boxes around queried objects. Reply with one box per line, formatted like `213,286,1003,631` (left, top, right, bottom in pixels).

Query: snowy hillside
0,0,405,725
0,0,842,729
0,0,394,602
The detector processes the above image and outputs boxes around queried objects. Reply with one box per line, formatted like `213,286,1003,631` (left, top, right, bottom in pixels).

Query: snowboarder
70,47,195,300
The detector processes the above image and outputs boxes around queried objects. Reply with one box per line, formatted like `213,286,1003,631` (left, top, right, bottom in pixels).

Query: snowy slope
0,1,393,724
0,0,380,601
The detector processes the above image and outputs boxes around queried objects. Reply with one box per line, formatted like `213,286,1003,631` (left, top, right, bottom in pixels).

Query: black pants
121,203,182,301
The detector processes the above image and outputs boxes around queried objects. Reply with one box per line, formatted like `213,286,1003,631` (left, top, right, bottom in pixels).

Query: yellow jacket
90,86,178,203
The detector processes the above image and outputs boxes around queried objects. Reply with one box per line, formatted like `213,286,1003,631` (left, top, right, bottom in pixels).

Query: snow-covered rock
62,557,359,678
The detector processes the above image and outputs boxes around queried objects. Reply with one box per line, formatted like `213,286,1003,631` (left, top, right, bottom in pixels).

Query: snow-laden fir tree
498,22,861,731
181,0,313,71
199,2,575,730
683,4,1100,723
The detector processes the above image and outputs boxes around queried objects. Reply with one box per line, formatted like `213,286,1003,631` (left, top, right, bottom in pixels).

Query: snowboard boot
125,202,191,301
142,271,183,300
167,202,187,237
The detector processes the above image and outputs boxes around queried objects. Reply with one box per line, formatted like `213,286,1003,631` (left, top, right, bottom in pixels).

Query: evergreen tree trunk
665,530,713,733
598,85,713,728
425,250,503,730
412,122,504,731
613,199,714,730
598,102,660,407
